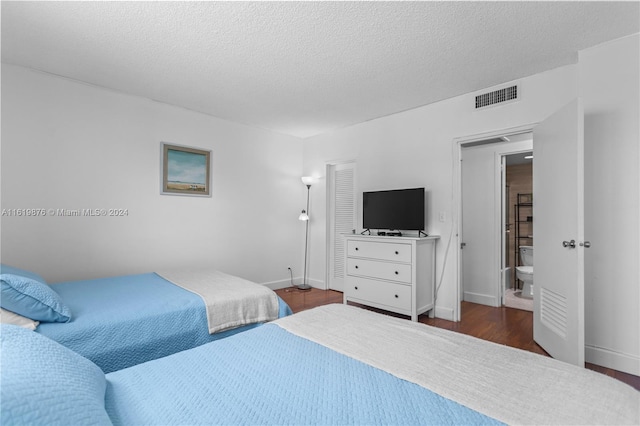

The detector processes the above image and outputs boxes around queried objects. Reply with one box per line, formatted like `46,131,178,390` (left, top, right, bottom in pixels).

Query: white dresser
343,235,439,321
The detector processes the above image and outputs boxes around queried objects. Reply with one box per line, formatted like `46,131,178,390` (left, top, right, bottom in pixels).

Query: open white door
533,99,585,366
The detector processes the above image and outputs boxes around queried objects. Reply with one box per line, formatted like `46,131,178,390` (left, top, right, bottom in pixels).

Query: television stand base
378,231,402,236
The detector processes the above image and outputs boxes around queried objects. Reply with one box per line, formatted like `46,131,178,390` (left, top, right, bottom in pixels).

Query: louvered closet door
328,162,356,291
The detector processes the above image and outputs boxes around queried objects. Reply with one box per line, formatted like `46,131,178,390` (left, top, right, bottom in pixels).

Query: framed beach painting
161,142,211,197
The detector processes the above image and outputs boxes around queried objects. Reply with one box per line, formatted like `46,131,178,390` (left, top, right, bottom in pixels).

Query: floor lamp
297,176,314,290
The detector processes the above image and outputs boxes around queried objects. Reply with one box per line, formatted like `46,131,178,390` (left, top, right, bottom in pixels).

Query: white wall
303,64,578,320
580,34,639,375
1,65,305,286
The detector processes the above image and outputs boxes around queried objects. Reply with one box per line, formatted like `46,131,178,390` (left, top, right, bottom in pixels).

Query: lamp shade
301,176,315,186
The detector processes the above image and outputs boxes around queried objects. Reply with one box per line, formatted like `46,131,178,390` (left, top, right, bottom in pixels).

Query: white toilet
516,246,534,298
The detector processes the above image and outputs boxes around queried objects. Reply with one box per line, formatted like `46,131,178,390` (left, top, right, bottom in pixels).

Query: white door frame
499,153,507,306
497,147,535,304
453,123,537,321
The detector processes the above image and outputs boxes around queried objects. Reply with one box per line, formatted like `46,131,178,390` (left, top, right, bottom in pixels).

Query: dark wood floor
275,287,640,391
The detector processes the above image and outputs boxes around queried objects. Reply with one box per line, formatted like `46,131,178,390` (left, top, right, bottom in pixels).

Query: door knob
562,239,576,248
580,241,591,248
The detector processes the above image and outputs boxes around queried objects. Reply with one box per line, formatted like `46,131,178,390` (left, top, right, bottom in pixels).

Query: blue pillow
1,271,72,323
0,324,112,426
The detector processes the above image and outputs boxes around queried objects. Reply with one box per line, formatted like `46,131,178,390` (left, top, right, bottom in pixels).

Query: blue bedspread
37,273,292,373
105,323,500,425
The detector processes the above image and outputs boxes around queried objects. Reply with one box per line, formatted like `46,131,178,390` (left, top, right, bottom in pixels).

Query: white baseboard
586,345,640,376
463,291,499,307
434,305,455,321
308,277,325,289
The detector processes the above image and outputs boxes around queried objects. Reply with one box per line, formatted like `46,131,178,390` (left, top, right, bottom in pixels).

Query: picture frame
160,142,211,197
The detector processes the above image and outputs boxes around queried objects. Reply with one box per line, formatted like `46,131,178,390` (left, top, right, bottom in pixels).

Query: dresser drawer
347,240,411,263
345,277,411,311
346,258,412,284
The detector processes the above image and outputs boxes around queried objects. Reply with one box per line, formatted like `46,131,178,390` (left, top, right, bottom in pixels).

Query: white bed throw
275,304,640,425
156,269,279,334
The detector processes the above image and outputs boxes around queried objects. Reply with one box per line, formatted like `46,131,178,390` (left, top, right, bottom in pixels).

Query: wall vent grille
475,85,518,109
540,287,568,338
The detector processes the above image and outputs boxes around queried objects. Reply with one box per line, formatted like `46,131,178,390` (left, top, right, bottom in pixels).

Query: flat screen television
362,188,425,232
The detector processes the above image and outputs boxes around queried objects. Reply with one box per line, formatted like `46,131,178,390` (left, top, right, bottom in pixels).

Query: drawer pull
355,247,359,251
354,286,358,290
394,271,399,275
355,265,359,269
395,294,399,298
395,251,399,255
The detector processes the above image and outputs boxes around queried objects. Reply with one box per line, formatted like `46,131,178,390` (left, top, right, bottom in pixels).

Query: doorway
459,132,533,309
531,99,585,365
503,151,533,311
456,99,586,366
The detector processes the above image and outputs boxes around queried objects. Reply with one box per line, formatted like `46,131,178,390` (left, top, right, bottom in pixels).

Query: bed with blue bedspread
1,304,638,425
0,264,292,373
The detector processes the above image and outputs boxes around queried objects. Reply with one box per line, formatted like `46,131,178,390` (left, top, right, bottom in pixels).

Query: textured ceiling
2,1,639,138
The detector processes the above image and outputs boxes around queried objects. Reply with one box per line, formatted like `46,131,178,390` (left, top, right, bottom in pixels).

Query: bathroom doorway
503,151,533,311
460,133,533,309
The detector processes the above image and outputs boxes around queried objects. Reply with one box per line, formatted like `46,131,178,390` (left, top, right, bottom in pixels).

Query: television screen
363,188,425,231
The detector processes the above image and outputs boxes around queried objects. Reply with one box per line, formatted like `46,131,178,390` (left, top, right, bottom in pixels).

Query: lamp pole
298,178,313,290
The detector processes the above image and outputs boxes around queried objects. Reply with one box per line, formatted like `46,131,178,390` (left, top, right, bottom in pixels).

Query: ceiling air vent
475,85,519,109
